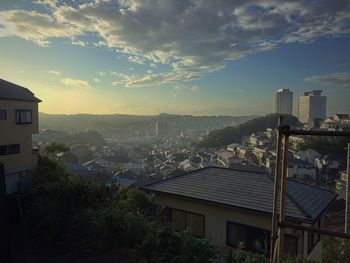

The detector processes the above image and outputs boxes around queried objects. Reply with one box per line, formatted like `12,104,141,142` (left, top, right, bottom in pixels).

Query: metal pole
345,143,350,234
277,133,289,262
270,116,283,262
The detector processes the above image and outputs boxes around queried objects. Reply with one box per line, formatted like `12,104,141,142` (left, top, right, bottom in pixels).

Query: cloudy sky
0,0,349,116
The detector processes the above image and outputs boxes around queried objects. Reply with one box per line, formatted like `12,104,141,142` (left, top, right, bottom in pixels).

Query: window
7,144,20,154
16,110,32,124
160,207,205,238
0,145,7,155
0,110,6,120
227,221,270,255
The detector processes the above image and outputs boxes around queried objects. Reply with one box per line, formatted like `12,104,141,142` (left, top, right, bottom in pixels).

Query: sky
0,0,349,116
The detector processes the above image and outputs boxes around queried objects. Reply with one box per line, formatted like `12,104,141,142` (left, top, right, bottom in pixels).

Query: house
294,148,321,164
315,153,341,170
142,166,336,261
217,150,242,166
287,159,317,180
0,79,41,194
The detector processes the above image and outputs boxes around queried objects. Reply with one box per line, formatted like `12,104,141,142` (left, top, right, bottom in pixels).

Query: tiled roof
143,166,336,223
0,79,41,102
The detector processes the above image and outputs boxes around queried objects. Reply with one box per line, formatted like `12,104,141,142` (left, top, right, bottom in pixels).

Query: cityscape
1,1,350,263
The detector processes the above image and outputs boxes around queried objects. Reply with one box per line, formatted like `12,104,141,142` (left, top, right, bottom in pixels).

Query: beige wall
155,193,322,261
0,99,39,193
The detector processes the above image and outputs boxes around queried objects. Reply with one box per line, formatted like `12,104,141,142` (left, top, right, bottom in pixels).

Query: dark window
160,207,205,238
15,110,32,124
7,144,20,154
227,221,270,255
0,145,7,155
0,110,6,120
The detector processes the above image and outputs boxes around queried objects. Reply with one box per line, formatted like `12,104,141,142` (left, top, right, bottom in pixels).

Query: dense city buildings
298,90,327,127
274,88,293,115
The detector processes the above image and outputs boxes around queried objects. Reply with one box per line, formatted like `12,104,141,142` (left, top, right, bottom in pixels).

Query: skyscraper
274,88,293,115
298,90,327,126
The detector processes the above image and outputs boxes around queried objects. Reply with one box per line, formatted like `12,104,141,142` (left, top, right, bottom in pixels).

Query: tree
43,142,69,160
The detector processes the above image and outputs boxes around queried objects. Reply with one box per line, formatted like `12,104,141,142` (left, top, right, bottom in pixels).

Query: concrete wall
0,99,39,193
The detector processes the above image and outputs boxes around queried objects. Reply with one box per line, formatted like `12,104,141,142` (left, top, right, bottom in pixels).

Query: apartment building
0,79,41,194
298,90,326,127
274,88,293,115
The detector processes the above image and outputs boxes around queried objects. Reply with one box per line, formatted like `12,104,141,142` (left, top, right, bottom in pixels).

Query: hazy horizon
1,0,349,116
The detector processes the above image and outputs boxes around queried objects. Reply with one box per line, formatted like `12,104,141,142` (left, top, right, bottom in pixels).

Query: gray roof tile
143,166,337,223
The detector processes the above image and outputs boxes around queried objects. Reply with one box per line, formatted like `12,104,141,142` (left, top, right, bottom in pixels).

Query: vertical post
277,131,289,261
270,116,283,262
0,162,13,262
345,143,350,234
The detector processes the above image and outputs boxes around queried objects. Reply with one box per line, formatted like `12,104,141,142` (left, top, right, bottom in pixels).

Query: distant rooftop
143,166,337,223
303,90,323,96
0,79,41,102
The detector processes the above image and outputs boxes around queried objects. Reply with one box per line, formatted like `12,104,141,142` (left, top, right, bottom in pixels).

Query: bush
22,156,217,262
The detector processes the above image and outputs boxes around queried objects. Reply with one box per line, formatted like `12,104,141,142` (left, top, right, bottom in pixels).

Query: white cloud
61,78,91,89
93,78,100,83
305,72,350,88
72,40,86,46
49,70,60,76
191,85,200,92
1,0,350,86
98,71,105,76
128,55,145,65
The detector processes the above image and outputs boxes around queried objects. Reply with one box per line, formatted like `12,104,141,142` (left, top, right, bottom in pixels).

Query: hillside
196,113,301,148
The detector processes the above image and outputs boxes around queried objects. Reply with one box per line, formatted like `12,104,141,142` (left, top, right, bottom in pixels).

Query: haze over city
0,0,349,116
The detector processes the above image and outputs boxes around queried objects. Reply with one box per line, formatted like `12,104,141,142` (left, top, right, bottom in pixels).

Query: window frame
7,144,20,155
161,207,205,238
0,110,7,120
226,221,271,255
15,109,33,124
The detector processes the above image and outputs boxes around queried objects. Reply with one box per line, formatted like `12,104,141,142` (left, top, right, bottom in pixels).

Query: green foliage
197,114,300,148
232,242,268,263
322,236,350,263
43,142,69,159
32,155,70,184
298,136,350,162
140,225,217,263
23,158,217,262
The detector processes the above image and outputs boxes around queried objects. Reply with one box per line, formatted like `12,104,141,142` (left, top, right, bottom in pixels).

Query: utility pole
345,143,350,234
270,116,283,262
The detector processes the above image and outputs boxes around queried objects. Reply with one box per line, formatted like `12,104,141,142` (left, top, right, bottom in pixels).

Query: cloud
61,78,91,89
305,72,350,87
191,85,200,92
93,78,100,83
49,70,60,76
71,40,86,46
1,0,350,86
98,71,105,76
128,55,145,65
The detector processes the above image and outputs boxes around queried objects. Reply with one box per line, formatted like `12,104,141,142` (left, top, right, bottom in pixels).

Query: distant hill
196,113,301,148
39,112,256,136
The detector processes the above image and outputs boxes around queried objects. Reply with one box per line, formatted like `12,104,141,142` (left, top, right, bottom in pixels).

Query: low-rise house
217,150,242,166
142,166,336,261
0,79,41,194
178,159,197,172
335,170,347,199
294,148,321,164
236,145,251,159
287,159,317,180
159,163,177,177
227,143,239,152
315,153,341,170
